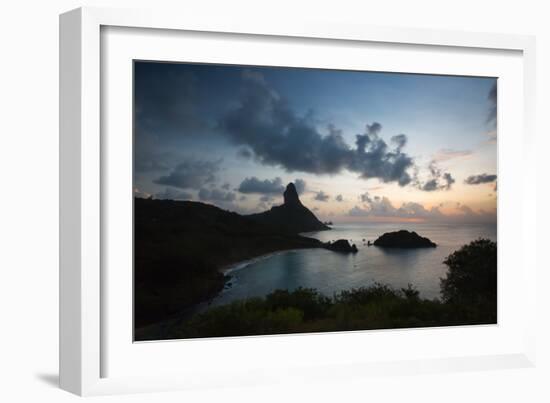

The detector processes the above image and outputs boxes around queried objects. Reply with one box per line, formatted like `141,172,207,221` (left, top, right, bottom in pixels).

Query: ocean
208,222,497,307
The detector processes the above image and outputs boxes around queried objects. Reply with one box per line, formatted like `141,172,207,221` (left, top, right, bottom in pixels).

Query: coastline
219,249,303,275
136,248,314,341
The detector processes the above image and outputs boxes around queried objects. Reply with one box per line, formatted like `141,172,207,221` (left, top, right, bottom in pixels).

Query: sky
134,61,497,224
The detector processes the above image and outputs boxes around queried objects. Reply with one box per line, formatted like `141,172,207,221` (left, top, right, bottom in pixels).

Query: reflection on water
209,222,496,308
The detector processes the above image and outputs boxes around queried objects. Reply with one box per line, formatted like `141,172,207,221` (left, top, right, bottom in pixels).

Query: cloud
133,130,175,173
349,195,494,223
360,192,372,203
391,134,407,151
221,183,231,190
314,191,330,202
432,148,473,163
417,162,455,191
238,177,285,194
465,173,497,185
198,187,236,202
155,188,193,200
350,124,414,186
294,178,307,194
133,187,151,199
350,196,427,218
336,194,344,202
154,158,221,189
219,70,415,186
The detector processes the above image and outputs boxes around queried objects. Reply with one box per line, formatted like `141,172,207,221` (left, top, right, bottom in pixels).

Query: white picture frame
59,6,537,396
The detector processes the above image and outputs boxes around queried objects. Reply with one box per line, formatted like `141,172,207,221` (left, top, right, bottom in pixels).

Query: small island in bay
325,239,358,253
373,230,437,248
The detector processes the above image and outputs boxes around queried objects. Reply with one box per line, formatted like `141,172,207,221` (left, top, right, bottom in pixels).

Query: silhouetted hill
374,230,436,248
247,183,331,233
134,197,324,327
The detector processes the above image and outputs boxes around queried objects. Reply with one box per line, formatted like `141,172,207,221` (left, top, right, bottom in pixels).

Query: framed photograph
60,7,537,396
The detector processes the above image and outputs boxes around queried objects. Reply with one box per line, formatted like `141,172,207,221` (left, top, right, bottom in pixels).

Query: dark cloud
133,130,174,173
465,173,497,185
336,194,344,202
153,159,220,189
237,148,253,159
221,183,231,190
155,188,193,201
360,192,372,203
314,191,330,202
238,177,285,194
294,178,307,194
418,162,455,191
391,134,407,151
350,124,414,186
198,187,236,202
421,179,438,192
219,71,415,186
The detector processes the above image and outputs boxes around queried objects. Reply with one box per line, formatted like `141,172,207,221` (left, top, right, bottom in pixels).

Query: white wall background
0,1,548,401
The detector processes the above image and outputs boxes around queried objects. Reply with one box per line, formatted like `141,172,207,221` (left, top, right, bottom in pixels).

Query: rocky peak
283,183,302,206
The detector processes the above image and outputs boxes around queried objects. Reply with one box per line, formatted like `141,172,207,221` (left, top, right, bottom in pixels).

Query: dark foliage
169,281,495,339
440,238,497,319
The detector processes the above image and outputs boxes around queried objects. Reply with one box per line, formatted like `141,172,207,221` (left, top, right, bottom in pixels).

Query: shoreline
219,248,306,275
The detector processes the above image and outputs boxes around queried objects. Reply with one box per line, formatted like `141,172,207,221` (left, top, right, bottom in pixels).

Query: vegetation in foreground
168,239,497,339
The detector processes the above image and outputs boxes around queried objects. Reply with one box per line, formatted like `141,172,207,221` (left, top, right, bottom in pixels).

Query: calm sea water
208,222,497,307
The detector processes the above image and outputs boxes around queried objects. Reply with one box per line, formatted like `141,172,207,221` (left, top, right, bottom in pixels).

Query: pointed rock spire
283,183,302,206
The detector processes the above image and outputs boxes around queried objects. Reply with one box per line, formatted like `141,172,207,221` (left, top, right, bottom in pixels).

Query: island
373,230,437,248
325,239,358,253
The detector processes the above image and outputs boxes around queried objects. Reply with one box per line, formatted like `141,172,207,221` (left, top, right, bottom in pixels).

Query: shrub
440,238,497,305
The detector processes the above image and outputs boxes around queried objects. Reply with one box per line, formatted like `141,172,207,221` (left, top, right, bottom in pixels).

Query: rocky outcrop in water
373,230,436,248
325,239,358,253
